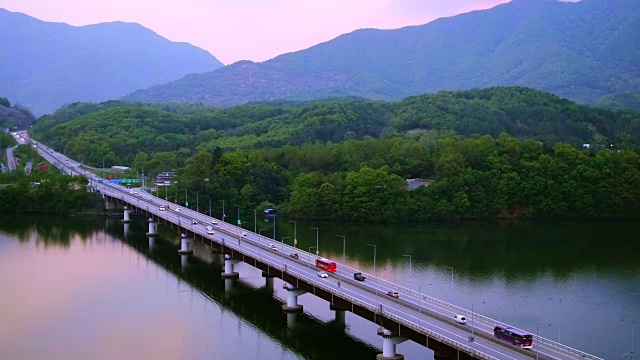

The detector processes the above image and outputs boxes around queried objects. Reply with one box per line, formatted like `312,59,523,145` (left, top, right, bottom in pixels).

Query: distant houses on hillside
406,178,433,190
154,171,176,186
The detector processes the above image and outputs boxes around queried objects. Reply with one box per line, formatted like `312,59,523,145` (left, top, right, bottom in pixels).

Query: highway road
32,138,602,360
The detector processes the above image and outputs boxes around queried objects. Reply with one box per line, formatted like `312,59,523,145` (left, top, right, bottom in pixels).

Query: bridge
33,140,602,360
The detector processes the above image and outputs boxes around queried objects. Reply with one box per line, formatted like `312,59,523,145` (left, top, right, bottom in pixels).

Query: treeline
168,134,640,221
0,172,96,214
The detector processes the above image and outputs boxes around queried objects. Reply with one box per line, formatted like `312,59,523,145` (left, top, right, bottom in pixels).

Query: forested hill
32,87,640,222
0,8,223,116
591,91,640,110
33,87,639,165
124,0,640,107
0,96,35,130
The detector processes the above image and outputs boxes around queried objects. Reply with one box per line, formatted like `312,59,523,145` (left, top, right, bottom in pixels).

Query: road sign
237,220,241,225
186,201,189,207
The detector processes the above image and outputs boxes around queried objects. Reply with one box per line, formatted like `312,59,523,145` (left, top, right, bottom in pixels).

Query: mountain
0,8,223,115
124,0,640,107
0,97,35,130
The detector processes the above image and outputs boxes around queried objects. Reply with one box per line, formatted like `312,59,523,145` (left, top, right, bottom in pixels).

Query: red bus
316,258,337,273
494,325,533,348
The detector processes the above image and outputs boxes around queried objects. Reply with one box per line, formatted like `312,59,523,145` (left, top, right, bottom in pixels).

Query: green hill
124,0,640,107
591,91,640,110
0,8,223,116
33,87,640,167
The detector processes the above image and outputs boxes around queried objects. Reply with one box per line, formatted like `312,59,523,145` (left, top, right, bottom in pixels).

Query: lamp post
201,195,212,217
273,216,276,240
337,235,346,263
621,318,636,358
418,284,432,315
254,209,257,233
289,221,297,248
444,265,454,303
549,297,562,342
402,254,412,283
181,189,188,208
281,236,290,262
471,301,485,344
367,243,377,300
536,323,552,360
236,204,241,227
309,246,317,270
311,228,319,256
219,200,226,223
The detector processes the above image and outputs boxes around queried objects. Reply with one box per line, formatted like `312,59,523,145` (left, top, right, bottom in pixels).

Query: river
0,214,638,359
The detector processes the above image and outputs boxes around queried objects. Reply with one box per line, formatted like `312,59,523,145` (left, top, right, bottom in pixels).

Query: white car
269,243,277,251
192,220,198,225
207,229,214,235
317,271,328,278
454,315,467,324
159,206,165,211
212,219,219,225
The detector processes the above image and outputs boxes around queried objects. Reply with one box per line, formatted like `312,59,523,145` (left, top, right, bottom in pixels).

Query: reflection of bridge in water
111,218,380,360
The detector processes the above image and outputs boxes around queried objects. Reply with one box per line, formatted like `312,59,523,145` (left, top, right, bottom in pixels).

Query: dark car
387,291,400,299
290,253,299,259
354,272,366,281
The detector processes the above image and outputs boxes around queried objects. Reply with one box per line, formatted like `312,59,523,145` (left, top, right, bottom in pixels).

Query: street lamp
254,209,257,233
311,227,319,255
235,204,240,227
444,265,454,303
201,195,212,217
402,254,412,283
309,246,317,270
288,221,297,248
337,235,346,263
470,301,485,343
367,243,377,299
536,323,552,360
272,216,276,240
179,189,187,207
418,284,432,315
621,318,636,357
549,297,562,342
219,200,226,222
281,236,290,262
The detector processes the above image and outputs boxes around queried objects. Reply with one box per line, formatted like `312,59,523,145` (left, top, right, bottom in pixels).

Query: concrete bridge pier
221,255,240,279
148,236,155,250
330,304,346,327
262,272,275,291
282,286,306,312
123,223,130,237
178,233,193,255
146,218,158,237
121,206,132,223
376,328,407,360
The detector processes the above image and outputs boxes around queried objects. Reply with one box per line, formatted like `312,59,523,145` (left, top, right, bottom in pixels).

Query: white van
454,315,467,324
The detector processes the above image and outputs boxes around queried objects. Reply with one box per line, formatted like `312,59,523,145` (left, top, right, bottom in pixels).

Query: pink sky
0,0,570,64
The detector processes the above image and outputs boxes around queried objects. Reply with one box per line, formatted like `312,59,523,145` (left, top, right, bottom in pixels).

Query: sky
0,0,565,65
